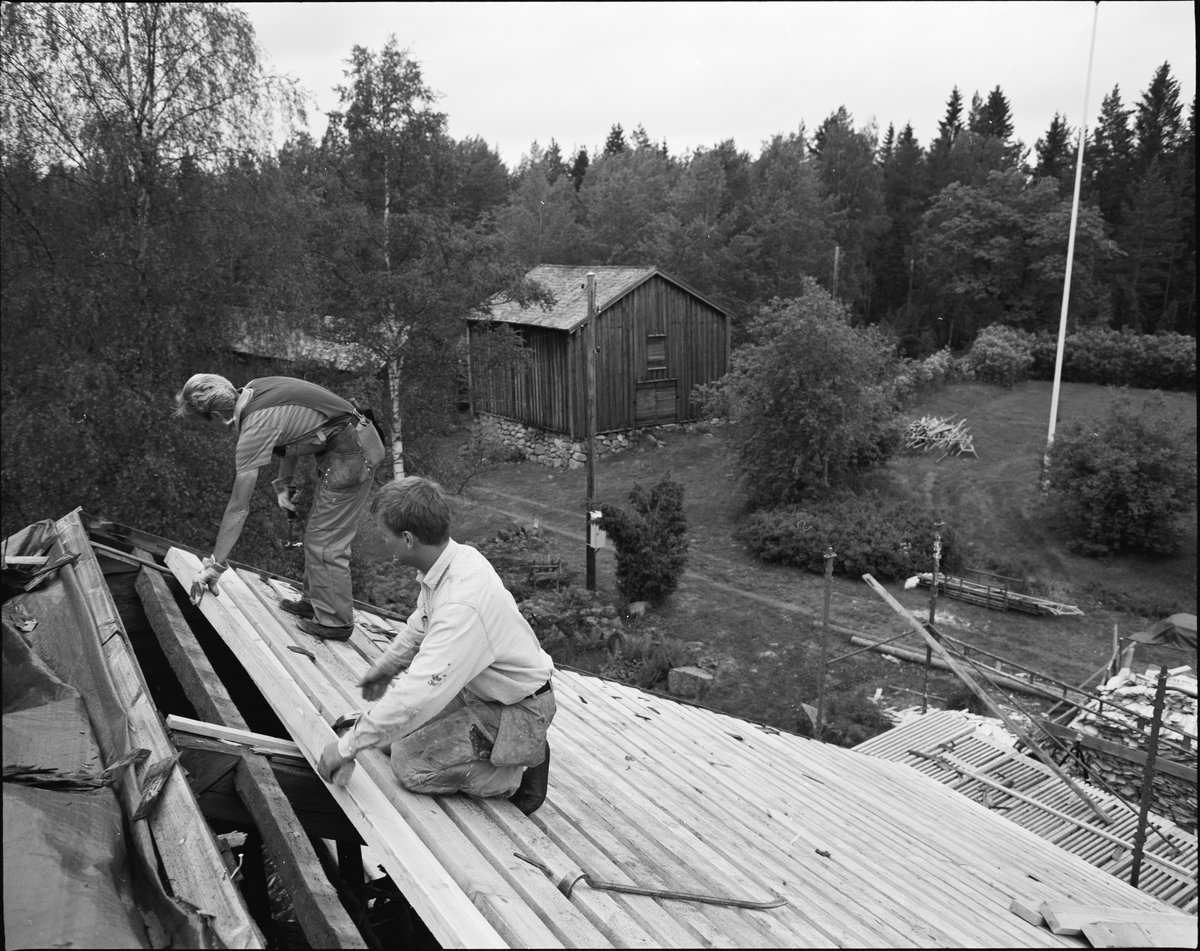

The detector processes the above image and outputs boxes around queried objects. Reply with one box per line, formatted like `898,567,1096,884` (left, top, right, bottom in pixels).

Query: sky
240,1,1196,168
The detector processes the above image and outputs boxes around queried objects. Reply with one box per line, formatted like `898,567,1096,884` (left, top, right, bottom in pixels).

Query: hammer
284,486,303,549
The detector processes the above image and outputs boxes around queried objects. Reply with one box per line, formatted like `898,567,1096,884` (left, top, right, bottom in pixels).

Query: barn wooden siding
469,325,574,433
569,274,729,435
471,271,729,436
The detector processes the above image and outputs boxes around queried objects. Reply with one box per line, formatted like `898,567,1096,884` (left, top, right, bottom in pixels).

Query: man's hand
189,557,227,605
317,740,355,786
275,483,297,514
357,669,393,702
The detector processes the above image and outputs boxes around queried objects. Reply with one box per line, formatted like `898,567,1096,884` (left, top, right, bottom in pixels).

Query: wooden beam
135,564,365,948
167,714,304,759
1038,900,1192,936
1081,916,1198,948
906,749,1195,880
54,511,264,949
1037,719,1198,784
176,735,361,843
862,573,1114,825
166,547,507,950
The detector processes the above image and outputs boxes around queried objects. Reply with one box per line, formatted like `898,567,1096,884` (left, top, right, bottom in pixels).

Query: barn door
635,380,677,426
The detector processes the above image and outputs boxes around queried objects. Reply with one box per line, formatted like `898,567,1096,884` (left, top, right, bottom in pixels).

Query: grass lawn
355,381,1196,735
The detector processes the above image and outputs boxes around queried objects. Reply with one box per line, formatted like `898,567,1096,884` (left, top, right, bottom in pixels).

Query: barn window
646,334,666,372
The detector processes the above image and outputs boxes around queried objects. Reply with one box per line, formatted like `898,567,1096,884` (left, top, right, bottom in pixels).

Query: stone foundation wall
478,414,723,469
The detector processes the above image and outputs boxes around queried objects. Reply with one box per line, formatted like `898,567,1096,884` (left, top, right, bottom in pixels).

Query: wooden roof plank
479,793,683,949
548,735,838,949
166,547,507,949
432,795,619,949
350,748,576,950
536,778,741,949
556,677,1008,948
600,682,1134,943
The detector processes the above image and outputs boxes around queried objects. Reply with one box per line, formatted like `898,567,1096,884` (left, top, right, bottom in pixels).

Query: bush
406,427,515,494
598,474,689,606
601,630,694,691
723,284,903,505
1048,393,1197,556
1030,328,1196,391
892,347,963,406
965,325,1035,387
819,690,895,748
738,492,958,582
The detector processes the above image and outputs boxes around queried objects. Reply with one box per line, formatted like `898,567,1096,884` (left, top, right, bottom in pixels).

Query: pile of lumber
904,415,978,459
1061,665,1198,830
1010,897,1195,948
915,571,1084,616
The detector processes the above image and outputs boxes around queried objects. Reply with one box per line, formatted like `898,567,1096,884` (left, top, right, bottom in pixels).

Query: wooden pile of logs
915,571,1084,616
904,415,978,460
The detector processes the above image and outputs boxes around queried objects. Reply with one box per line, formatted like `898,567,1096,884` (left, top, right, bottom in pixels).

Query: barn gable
470,265,731,437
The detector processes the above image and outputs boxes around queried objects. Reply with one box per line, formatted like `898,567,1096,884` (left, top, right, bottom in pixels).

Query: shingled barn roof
478,264,730,332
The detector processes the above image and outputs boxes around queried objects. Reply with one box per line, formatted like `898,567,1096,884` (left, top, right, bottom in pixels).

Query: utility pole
832,244,840,300
585,272,598,591
816,546,836,740
1042,1,1100,495
921,525,943,714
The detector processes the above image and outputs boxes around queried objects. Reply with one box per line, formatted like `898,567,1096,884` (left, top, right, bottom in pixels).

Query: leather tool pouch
320,423,369,490
490,695,552,767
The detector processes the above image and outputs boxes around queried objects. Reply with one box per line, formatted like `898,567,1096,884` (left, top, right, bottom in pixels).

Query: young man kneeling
317,478,555,814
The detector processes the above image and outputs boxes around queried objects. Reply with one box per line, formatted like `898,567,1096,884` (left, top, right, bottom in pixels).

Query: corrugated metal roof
477,265,730,332
856,710,1199,914
167,559,1195,947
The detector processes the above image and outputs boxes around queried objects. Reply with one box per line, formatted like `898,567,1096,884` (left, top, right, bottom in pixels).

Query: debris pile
914,572,1084,616
1066,666,1198,831
904,415,978,460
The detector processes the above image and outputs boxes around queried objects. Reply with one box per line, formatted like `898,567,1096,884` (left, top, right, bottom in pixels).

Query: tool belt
316,416,386,490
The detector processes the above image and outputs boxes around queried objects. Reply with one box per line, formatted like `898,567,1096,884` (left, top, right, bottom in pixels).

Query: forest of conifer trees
1,3,1194,554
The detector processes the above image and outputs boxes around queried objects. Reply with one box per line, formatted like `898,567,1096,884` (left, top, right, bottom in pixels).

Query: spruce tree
1035,113,1075,196
545,138,564,184
1087,85,1135,227
1134,62,1184,176
981,86,1014,140
603,123,626,156
937,87,965,145
568,147,589,191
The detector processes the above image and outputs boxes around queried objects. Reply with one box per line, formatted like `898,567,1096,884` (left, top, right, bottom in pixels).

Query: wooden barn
468,265,731,437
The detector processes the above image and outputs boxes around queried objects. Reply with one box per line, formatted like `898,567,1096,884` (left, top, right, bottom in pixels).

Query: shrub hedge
1029,328,1195,391
738,493,958,582
965,325,1036,387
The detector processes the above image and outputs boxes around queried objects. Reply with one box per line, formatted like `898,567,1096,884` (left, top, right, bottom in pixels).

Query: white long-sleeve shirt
338,539,554,757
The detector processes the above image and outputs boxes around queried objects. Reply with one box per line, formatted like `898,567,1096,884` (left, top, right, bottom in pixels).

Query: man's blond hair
174,373,238,421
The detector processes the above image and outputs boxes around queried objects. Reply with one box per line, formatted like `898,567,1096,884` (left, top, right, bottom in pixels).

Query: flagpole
1041,0,1100,494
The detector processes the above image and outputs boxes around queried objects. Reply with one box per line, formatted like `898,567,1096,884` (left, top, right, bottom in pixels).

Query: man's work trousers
390,688,556,800
302,421,381,627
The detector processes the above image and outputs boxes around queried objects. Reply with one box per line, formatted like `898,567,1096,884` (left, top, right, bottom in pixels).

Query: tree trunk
389,352,405,480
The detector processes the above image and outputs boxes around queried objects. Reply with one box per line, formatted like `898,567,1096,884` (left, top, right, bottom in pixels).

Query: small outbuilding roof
477,264,731,332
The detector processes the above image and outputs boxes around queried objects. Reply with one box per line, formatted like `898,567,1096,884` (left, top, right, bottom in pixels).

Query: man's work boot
279,598,315,619
297,617,354,642
509,741,550,816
